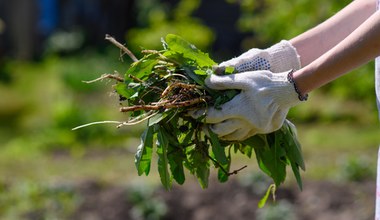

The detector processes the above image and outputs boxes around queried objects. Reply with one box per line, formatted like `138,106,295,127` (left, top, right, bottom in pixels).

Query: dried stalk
117,111,159,128
83,73,124,83
105,34,138,62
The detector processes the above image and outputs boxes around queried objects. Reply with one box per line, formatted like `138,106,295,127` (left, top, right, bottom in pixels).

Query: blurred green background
0,0,379,219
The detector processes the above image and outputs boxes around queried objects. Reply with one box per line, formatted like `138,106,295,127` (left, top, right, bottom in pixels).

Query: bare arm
294,10,380,95
290,0,377,67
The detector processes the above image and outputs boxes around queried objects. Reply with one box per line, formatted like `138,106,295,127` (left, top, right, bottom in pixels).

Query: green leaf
254,134,287,186
207,129,231,183
207,127,228,165
179,128,194,148
217,161,231,183
258,184,276,208
283,120,305,170
183,66,206,87
237,144,253,158
159,125,186,185
224,66,235,74
148,113,164,126
183,66,217,97
135,126,154,176
194,69,207,75
164,34,216,68
168,144,186,185
243,135,267,152
187,145,210,189
127,58,158,79
224,90,240,101
103,33,305,191
281,120,305,190
114,82,135,99
156,126,172,190
212,90,240,109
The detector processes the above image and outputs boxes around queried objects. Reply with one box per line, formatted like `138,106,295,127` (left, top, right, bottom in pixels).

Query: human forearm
294,10,380,95
290,0,377,67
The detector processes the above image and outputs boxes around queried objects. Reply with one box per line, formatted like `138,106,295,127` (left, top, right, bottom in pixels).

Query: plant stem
83,73,123,83
119,97,211,112
105,34,138,62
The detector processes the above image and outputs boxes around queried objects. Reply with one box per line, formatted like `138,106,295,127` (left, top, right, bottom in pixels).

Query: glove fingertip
188,109,206,119
205,74,234,90
212,65,226,75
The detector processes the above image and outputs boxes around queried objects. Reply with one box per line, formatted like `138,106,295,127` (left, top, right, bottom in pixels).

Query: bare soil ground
72,178,376,220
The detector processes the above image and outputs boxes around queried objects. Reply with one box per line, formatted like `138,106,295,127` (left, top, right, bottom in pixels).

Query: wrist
287,69,308,101
292,68,313,97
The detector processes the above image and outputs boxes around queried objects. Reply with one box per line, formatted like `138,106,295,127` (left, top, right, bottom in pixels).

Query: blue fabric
38,0,58,36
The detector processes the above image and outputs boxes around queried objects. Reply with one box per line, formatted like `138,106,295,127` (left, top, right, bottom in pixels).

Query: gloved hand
215,40,301,74
194,70,306,141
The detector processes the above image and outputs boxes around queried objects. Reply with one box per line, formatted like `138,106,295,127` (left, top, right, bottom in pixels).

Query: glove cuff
269,71,303,108
267,40,302,73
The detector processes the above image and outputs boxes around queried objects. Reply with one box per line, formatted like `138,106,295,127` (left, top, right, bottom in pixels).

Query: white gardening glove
215,40,301,74
195,70,306,141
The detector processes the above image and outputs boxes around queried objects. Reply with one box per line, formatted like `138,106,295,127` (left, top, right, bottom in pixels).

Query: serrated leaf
233,143,239,154
164,34,216,68
254,133,287,186
156,126,172,190
159,125,186,185
101,33,305,191
187,145,210,189
207,127,228,165
238,145,253,158
135,126,154,176
179,128,194,148
207,129,230,183
217,161,231,183
283,120,305,170
281,120,305,190
167,144,186,185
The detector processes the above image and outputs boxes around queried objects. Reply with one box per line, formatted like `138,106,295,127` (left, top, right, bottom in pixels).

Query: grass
298,123,379,180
